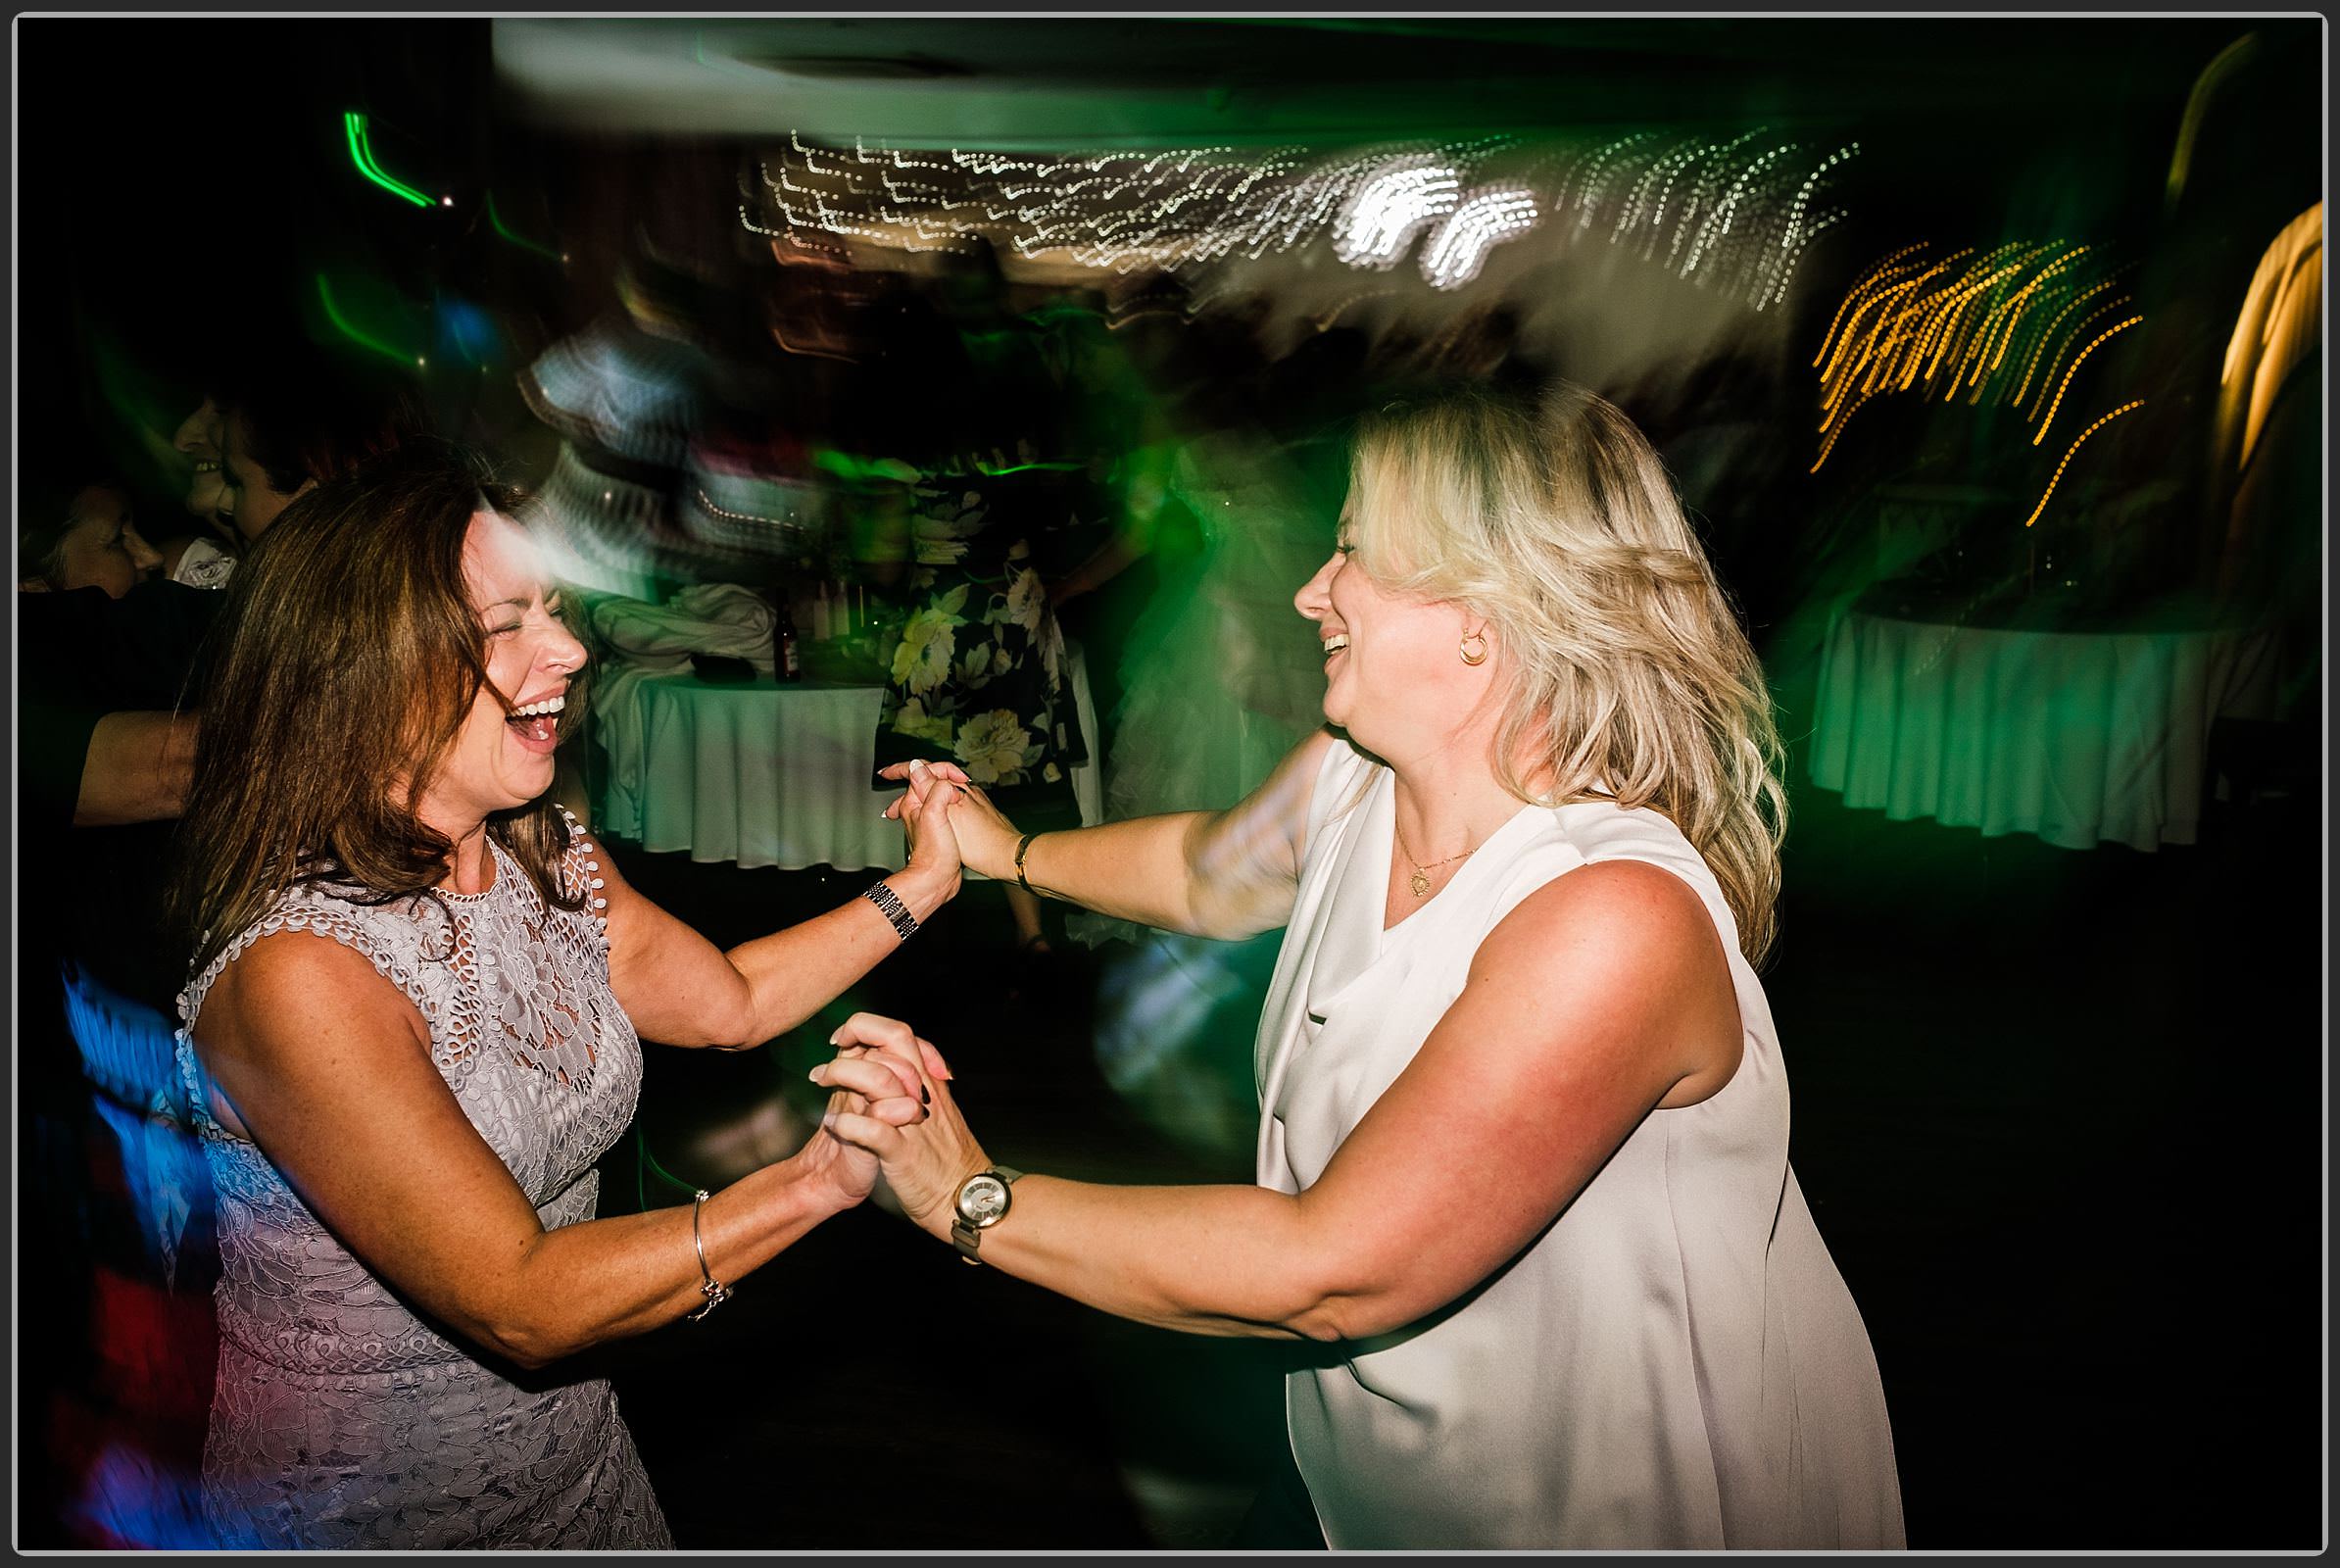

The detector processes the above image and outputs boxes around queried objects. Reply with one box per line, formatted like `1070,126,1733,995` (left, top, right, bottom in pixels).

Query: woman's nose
1292,551,1339,620
546,619,590,674
173,400,219,456
124,526,165,573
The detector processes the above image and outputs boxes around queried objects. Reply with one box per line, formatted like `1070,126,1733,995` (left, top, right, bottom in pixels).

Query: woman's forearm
944,1175,1354,1341
494,1152,846,1366
75,710,198,824
1013,812,1294,941
1004,812,1210,933
714,865,955,1047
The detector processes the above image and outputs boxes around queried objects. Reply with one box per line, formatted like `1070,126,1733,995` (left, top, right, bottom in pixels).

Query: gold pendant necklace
1394,818,1475,900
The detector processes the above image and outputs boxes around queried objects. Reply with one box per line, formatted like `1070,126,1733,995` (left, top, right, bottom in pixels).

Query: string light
2023,401,2144,527
1420,187,1538,290
1814,240,2142,473
739,128,1852,307
2032,316,2141,443
2010,270,2129,407
1808,386,1880,474
2023,295,2134,422
1334,159,1461,269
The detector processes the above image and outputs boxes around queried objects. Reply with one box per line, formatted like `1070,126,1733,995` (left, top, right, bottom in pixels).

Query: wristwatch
951,1166,1024,1264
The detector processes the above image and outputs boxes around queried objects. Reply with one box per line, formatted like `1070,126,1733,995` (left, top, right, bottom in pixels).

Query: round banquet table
592,652,1102,871
1809,590,2279,853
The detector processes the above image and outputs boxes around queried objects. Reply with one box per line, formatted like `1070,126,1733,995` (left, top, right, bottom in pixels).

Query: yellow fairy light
1809,387,1881,473
1965,241,2076,385
2032,316,2141,442
2010,271,2127,407
1815,238,2139,476
2022,401,2144,526
1816,242,1927,368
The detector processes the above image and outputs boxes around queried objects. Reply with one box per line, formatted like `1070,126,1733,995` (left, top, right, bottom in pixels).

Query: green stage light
487,190,567,262
344,112,434,209
317,274,423,368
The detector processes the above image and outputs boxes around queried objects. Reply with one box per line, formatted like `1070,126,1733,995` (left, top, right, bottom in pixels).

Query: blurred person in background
173,395,229,525
160,396,238,588
205,346,429,544
18,342,435,1546
20,480,165,598
854,245,1097,973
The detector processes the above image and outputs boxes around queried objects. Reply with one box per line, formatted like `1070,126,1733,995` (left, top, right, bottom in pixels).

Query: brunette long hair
171,440,584,976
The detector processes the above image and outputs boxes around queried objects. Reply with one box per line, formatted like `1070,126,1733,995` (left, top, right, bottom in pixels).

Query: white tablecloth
592,651,1102,871
1810,607,2278,852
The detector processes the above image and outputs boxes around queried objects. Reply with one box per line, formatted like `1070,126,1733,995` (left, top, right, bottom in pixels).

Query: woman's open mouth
508,693,564,755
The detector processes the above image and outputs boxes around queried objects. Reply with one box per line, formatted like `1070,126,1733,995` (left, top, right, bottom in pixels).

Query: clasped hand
878,760,1021,884
890,758,968,896
798,1021,946,1209
811,1013,987,1241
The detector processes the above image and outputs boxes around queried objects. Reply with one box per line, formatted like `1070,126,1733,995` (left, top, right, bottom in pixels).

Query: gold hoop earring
1459,631,1489,666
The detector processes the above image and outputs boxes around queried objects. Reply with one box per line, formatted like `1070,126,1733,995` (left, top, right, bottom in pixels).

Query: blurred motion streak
2218,202,2320,469
343,111,434,208
317,273,424,368
486,189,567,263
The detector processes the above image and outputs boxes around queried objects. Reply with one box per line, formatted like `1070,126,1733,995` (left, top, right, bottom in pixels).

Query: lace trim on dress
554,805,613,950
179,830,621,1103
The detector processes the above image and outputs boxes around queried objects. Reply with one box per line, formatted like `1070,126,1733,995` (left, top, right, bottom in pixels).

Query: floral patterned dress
871,462,1091,833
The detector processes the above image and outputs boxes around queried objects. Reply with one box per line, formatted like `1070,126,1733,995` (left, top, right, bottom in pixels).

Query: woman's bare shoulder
202,926,428,1051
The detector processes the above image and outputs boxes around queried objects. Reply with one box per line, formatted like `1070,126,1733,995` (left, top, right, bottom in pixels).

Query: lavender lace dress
171,816,672,1549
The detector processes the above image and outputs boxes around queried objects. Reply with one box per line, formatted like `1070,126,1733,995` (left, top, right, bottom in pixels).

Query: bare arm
193,940,928,1369
883,727,1339,941
75,710,199,825
825,859,1744,1341
592,776,961,1050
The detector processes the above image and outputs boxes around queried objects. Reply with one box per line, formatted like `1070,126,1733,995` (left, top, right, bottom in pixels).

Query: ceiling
491,17,2267,151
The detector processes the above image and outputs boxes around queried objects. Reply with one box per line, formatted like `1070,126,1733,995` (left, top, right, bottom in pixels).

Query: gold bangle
1013,831,1040,895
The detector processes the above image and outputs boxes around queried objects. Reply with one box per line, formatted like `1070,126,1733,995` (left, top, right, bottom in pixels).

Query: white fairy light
738,128,1849,307
1334,158,1462,269
1420,187,1539,290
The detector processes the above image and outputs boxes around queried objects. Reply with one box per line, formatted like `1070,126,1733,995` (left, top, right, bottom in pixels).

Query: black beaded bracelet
862,880,919,940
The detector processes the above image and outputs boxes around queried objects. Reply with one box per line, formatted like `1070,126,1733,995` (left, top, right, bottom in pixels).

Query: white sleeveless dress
1255,743,1905,1549
172,817,671,1549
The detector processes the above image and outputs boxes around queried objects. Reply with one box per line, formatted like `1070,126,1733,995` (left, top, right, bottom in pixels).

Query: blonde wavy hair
1347,381,1788,963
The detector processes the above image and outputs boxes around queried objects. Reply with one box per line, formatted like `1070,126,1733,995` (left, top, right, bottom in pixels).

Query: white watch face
957,1174,1011,1227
